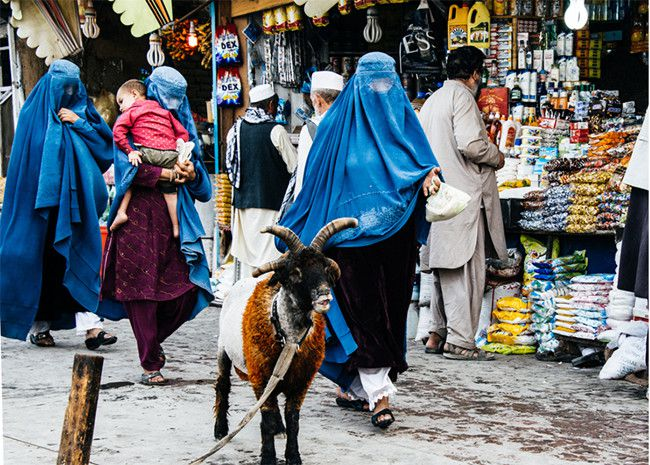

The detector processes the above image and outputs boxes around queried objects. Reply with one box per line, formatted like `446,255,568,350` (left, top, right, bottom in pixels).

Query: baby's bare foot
110,211,128,231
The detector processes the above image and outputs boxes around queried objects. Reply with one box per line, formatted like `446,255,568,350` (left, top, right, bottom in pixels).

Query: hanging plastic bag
286,5,304,31
273,7,288,33
262,10,276,34
425,182,471,222
215,23,241,66
217,68,243,107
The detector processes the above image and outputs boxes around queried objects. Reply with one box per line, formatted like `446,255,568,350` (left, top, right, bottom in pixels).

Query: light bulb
187,20,198,48
564,0,588,30
363,7,382,43
82,0,100,39
147,32,165,67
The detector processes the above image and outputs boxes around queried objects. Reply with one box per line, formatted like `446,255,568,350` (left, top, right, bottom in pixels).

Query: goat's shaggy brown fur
242,278,326,408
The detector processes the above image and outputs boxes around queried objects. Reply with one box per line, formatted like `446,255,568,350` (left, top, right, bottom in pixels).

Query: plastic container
448,3,469,50
468,1,491,48
499,116,518,152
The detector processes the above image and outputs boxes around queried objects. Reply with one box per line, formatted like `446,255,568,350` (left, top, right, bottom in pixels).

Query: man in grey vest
225,84,297,280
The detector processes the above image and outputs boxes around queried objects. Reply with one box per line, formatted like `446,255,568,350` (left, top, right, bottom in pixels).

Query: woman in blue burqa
97,66,213,385
0,60,118,349
277,52,441,428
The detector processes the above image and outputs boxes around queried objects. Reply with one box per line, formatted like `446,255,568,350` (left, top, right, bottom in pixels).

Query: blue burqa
97,66,213,321
277,52,440,388
0,60,114,340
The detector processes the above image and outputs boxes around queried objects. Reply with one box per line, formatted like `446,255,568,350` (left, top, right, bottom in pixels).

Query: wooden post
57,354,104,465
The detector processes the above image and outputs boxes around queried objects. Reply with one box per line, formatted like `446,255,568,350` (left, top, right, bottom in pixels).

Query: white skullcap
249,84,275,103
311,71,344,92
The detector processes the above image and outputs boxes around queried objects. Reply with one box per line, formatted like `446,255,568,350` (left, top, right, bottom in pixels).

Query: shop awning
2,0,82,65
109,0,174,37
231,0,294,18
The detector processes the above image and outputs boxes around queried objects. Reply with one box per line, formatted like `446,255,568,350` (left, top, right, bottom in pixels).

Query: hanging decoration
81,0,100,39
160,19,211,68
109,0,173,38
363,7,382,43
147,32,165,67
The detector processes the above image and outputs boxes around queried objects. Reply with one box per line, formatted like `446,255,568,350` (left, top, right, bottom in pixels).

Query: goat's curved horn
252,253,288,278
310,218,359,251
326,258,341,281
261,225,305,254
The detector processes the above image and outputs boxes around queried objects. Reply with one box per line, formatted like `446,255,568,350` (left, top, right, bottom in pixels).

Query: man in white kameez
226,84,297,280
418,46,507,361
278,71,344,218
293,71,344,198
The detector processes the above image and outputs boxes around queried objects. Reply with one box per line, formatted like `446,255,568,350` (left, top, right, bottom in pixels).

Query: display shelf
505,228,616,237
555,333,607,349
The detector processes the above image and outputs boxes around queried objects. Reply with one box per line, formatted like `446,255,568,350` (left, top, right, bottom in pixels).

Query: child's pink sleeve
170,114,190,142
113,112,135,154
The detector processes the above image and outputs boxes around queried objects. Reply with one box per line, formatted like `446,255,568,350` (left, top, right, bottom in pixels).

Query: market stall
213,0,648,380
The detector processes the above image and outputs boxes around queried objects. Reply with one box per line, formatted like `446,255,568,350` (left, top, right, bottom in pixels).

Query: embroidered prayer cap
311,71,344,92
249,84,276,103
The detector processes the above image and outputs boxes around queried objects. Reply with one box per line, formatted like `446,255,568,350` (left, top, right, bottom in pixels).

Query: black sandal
335,397,369,412
85,331,118,350
29,331,55,347
371,408,395,429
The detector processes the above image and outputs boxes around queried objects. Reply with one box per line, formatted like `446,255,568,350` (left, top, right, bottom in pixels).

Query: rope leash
189,340,300,465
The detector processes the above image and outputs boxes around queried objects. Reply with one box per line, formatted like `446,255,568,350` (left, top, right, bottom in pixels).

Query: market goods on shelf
215,174,233,231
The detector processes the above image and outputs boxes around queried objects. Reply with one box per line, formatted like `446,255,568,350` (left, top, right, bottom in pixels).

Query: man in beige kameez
418,46,507,360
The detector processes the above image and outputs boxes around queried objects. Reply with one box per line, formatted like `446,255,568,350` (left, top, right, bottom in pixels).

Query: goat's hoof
214,423,228,440
260,456,277,465
285,457,302,465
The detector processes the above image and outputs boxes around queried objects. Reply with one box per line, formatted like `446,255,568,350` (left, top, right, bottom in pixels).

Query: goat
213,218,357,465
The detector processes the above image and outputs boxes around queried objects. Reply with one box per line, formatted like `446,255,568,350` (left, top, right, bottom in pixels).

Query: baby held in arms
112,79,194,238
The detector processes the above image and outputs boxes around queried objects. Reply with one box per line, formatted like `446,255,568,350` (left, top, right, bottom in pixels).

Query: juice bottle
448,4,470,50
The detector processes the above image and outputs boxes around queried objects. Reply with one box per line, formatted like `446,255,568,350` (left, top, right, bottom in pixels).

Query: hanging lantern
187,20,198,48
147,32,165,67
363,7,382,43
82,0,100,39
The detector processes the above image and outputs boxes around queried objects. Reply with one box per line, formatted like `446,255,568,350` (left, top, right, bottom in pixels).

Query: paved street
2,306,648,465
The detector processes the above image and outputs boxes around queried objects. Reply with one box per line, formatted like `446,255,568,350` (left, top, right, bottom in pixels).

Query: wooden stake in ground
57,354,104,465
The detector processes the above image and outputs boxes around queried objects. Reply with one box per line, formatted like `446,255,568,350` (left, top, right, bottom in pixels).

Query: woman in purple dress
99,67,213,385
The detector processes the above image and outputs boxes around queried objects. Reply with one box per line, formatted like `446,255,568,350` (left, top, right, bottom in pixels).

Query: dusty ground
2,306,648,465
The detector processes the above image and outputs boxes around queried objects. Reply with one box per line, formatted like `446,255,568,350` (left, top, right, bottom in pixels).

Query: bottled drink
511,77,523,104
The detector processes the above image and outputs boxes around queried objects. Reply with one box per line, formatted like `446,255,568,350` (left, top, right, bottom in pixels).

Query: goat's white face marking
312,292,333,314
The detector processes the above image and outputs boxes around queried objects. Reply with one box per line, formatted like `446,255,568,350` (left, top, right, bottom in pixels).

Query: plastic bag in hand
425,182,471,222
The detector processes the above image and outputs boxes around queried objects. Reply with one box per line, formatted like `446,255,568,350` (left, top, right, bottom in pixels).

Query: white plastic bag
599,333,648,380
425,182,471,222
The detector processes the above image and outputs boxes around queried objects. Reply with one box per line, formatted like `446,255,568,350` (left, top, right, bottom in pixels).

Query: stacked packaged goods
554,274,614,340
487,297,536,352
215,174,233,230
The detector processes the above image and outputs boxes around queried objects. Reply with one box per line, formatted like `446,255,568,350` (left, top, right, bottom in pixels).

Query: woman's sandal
85,331,118,350
371,408,395,429
443,342,495,361
335,396,370,412
141,371,168,386
29,331,55,347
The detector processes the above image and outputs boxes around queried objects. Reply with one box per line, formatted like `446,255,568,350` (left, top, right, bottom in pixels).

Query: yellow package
496,296,527,312
492,310,531,324
487,332,536,346
489,322,531,336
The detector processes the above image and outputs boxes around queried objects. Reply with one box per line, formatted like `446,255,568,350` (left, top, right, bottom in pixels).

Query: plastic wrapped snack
571,274,615,284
